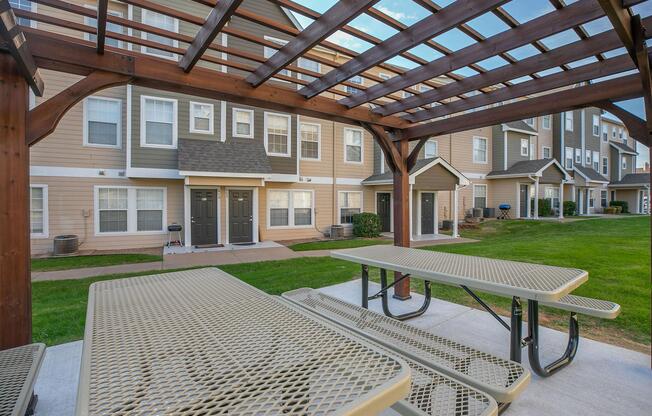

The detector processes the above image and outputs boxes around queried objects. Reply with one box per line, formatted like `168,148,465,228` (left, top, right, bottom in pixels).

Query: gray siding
373,141,382,175
491,125,504,171
540,165,564,184
506,131,530,168
610,147,620,181
552,113,562,161
584,108,602,155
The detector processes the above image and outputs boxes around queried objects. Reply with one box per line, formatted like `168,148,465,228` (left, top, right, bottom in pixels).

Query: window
30,185,47,237
293,191,313,226
84,97,121,147
623,135,628,146
618,128,623,139
542,146,551,159
268,190,313,228
524,118,534,127
542,115,551,129
140,96,177,148
622,156,627,170
592,115,600,136
589,190,595,208
564,111,574,131
545,187,561,213
473,136,487,163
601,190,608,208
300,122,320,160
344,128,363,163
268,191,289,227
339,192,362,224
520,138,529,156
575,148,582,164
612,127,616,139
346,75,363,94
84,9,123,48
602,156,609,176
265,113,291,156
264,37,290,80
602,125,608,142
96,187,165,234
10,0,34,27
565,147,573,169
189,102,213,135
232,108,254,138
473,185,487,209
585,150,592,165
142,10,178,60
297,57,319,83
424,139,438,159
592,151,600,171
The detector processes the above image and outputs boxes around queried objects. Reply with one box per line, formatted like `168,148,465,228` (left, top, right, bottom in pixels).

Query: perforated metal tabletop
76,268,411,416
331,245,588,302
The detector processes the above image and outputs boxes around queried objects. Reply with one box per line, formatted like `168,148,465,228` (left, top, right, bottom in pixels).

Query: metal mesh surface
0,343,45,416
542,294,621,319
77,268,411,416
331,245,587,301
279,299,498,416
283,288,530,404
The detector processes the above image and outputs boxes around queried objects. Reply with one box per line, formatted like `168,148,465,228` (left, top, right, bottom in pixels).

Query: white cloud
326,30,367,52
376,5,414,21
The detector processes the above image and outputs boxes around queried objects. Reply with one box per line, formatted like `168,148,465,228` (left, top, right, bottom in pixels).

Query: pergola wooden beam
633,15,652,133
598,0,636,62
246,0,379,87
179,0,244,72
0,0,44,96
96,0,108,54
299,0,508,99
340,0,603,108
596,100,649,146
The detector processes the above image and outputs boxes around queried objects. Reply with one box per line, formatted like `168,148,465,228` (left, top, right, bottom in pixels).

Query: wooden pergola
0,0,650,350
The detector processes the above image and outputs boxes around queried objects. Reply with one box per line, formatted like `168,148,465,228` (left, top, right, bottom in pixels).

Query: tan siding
540,165,565,184
334,124,375,179
413,164,458,190
448,127,492,174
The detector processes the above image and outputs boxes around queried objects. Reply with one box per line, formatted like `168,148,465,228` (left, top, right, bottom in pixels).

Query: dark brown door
191,189,218,246
229,190,253,244
377,193,391,232
420,192,435,235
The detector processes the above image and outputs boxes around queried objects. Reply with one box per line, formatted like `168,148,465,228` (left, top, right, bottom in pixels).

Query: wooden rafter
598,0,636,62
96,0,108,54
180,0,243,72
595,100,649,146
633,15,652,133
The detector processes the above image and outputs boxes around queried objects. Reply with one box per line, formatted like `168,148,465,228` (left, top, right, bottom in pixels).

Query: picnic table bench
330,245,620,378
0,343,45,416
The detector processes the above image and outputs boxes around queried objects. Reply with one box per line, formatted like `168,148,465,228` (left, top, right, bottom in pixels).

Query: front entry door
191,189,218,246
377,193,391,232
420,192,435,235
229,190,253,244
519,185,529,218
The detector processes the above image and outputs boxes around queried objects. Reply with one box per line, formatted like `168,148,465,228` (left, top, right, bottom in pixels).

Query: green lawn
31,253,162,272
289,237,391,251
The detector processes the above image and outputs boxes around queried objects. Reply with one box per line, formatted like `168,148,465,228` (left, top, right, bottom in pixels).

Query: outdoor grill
167,224,183,247
498,204,512,220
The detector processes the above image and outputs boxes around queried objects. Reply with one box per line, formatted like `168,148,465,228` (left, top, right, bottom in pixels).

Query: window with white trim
300,122,320,160
575,148,582,164
424,139,438,159
293,191,312,226
520,138,529,156
339,192,362,224
542,115,551,129
592,115,600,136
84,97,121,147
96,187,165,234
602,125,608,142
545,186,561,212
542,146,551,159
585,150,592,165
141,10,178,60
297,57,319,83
592,151,600,171
602,156,609,176
189,102,213,135
612,127,617,139
141,96,177,148
589,189,595,208
232,108,254,138
264,37,290,79
623,135,628,146
524,118,534,127
346,75,363,94
30,185,48,237
344,128,363,163
565,147,573,169
265,113,291,156
618,128,623,139
473,184,487,209
622,155,627,170
601,190,608,208
84,8,123,48
268,190,313,228
564,111,574,131
472,136,487,163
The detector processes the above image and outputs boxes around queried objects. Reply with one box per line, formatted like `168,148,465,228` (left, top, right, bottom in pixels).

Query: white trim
503,124,538,136
83,6,123,48
128,167,182,179
141,9,179,61
31,166,127,178
140,95,178,149
299,176,333,185
472,184,488,209
542,114,551,130
264,111,292,157
462,172,486,179
592,114,600,137
424,139,438,159
374,191,393,232
263,36,292,81
225,187,259,244
29,184,48,239
82,96,122,149
126,84,132,168
602,156,609,177
179,170,267,179
268,174,300,182
337,191,363,225
266,189,315,229
520,138,529,157
299,121,322,161
542,146,552,159
343,127,364,164
564,111,574,132
503,131,508,171
93,185,167,236
473,136,488,164
189,101,214,135
232,107,255,138
410,157,471,186
336,177,363,186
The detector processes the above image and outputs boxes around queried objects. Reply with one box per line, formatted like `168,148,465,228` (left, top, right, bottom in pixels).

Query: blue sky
289,0,652,165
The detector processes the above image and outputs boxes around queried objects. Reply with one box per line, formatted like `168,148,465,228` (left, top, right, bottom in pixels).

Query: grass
31,253,162,272
289,237,391,251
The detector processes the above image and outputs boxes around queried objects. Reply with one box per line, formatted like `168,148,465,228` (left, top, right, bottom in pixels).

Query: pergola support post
0,52,31,349
559,181,565,219
452,185,459,238
392,138,411,300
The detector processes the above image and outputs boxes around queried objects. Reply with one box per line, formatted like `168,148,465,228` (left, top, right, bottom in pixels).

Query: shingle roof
178,138,272,174
362,157,437,183
503,120,537,134
609,173,650,187
487,159,553,177
573,165,609,183
609,141,638,155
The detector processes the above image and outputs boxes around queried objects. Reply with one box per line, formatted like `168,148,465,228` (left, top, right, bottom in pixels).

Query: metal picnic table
331,245,589,377
76,268,411,416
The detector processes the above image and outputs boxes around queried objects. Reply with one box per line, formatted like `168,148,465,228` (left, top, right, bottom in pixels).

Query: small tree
610,200,629,213
352,212,381,237
563,200,576,216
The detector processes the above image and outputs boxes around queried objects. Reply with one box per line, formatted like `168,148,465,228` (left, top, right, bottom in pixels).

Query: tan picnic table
76,268,411,416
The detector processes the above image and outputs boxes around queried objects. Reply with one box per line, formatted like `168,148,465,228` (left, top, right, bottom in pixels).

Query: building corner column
559,181,565,219
452,185,459,238
533,179,540,219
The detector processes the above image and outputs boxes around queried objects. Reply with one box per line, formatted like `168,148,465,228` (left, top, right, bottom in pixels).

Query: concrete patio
33,279,651,416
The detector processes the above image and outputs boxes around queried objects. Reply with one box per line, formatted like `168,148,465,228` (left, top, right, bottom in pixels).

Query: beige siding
413,164,458,191
488,179,520,218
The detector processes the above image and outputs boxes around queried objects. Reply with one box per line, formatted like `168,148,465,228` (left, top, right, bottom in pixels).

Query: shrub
352,212,381,237
563,200,576,217
610,200,629,214
538,198,553,217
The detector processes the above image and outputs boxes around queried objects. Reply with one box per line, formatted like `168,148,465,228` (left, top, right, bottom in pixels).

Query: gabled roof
362,157,469,186
503,120,537,135
609,173,650,187
487,158,570,180
573,165,609,183
609,141,638,155
178,138,272,176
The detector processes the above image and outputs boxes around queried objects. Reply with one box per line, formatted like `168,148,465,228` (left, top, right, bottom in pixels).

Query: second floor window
141,96,177,148
264,37,290,80
339,192,361,224
542,146,551,159
520,138,529,157
592,151,600,171
565,147,573,169
346,75,363,95
265,113,291,156
344,128,363,163
602,157,609,176
564,111,573,131
85,9,123,48
524,118,534,127
297,57,319,83
300,123,320,160
585,150,592,165
84,97,121,148
473,185,487,209
575,148,581,164
142,10,178,60
602,126,608,142
592,115,600,137
612,128,617,139
619,128,623,139
622,156,627,170
10,0,33,27
623,135,628,146
424,140,438,158
189,102,213,135
233,108,253,138
473,137,487,164
542,115,551,129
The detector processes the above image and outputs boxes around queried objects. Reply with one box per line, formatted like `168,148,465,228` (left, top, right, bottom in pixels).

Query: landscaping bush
610,200,629,214
352,212,381,237
563,200,576,217
538,198,553,217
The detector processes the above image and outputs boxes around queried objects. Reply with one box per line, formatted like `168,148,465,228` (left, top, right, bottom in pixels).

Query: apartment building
23,0,650,255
